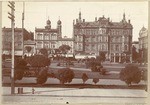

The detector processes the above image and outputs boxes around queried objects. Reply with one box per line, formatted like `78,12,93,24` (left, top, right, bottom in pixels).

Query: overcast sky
2,2,148,41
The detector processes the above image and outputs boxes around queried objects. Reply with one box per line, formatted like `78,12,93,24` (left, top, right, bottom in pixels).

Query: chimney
76,19,78,23
95,17,97,21
128,19,130,24
83,19,85,22
108,17,110,22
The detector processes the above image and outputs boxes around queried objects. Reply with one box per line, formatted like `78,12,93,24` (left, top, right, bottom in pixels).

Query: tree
120,64,141,86
93,78,99,85
25,46,32,57
59,44,71,55
56,68,74,84
28,54,50,76
36,67,48,84
14,58,28,80
132,46,138,62
39,48,48,57
99,51,106,62
59,45,71,66
82,73,88,84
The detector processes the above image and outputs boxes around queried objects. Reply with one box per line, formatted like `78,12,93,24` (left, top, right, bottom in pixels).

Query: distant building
24,40,36,56
2,27,32,56
57,36,74,55
35,19,62,54
73,12,133,62
139,26,148,49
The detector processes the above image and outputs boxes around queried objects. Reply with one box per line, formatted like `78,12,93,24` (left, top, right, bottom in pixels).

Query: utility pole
8,1,15,94
22,2,25,58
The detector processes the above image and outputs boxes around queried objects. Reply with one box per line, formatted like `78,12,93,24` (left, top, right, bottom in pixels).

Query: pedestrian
32,87,35,94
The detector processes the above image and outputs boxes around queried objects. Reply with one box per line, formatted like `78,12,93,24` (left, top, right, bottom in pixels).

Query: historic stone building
139,26,148,49
35,18,62,54
2,27,32,56
73,12,133,62
35,18,74,56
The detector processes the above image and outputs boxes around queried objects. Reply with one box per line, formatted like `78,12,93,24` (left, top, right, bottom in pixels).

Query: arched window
124,45,128,51
102,44,105,50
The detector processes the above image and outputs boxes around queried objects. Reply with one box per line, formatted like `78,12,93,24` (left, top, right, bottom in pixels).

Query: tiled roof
74,18,132,29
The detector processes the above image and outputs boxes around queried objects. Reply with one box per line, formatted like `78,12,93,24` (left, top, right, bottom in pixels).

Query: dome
57,19,61,25
47,19,51,25
140,26,147,32
139,26,147,37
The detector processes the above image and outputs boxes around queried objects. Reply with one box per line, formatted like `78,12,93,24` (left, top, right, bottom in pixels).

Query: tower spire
79,10,81,20
123,12,126,20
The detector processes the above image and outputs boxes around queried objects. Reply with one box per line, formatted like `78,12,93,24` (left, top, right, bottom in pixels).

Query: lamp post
8,1,15,94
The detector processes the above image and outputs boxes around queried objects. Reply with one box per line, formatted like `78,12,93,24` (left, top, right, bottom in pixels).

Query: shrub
28,54,51,67
36,67,48,84
93,78,99,85
82,73,89,84
57,63,60,66
141,68,147,81
90,60,103,72
15,58,28,80
56,68,74,84
120,64,141,86
100,68,106,75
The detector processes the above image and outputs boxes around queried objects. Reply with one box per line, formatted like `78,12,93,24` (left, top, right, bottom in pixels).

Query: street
2,87,148,104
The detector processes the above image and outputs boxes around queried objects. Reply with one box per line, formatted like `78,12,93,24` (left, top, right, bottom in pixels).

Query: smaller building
35,18,62,54
2,27,32,56
139,26,148,49
24,40,36,56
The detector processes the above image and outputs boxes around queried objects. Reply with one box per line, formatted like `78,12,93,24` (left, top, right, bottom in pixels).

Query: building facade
35,19,62,54
35,19,74,56
139,26,148,49
73,12,133,62
2,27,32,56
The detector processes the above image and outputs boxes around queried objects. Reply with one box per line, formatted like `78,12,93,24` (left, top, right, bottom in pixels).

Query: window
44,42,49,48
79,44,82,50
45,34,49,40
111,45,114,51
102,44,105,50
79,36,82,42
37,34,42,40
124,45,128,51
37,42,42,49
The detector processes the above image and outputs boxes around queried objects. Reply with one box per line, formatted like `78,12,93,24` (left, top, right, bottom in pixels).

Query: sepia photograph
1,0,149,104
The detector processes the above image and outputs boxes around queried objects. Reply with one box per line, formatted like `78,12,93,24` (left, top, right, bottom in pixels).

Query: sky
2,2,148,41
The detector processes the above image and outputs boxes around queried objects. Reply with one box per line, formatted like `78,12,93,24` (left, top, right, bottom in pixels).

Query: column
114,53,115,62
119,53,121,62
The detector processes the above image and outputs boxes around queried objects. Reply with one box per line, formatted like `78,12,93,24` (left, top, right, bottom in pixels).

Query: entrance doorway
115,56,119,62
